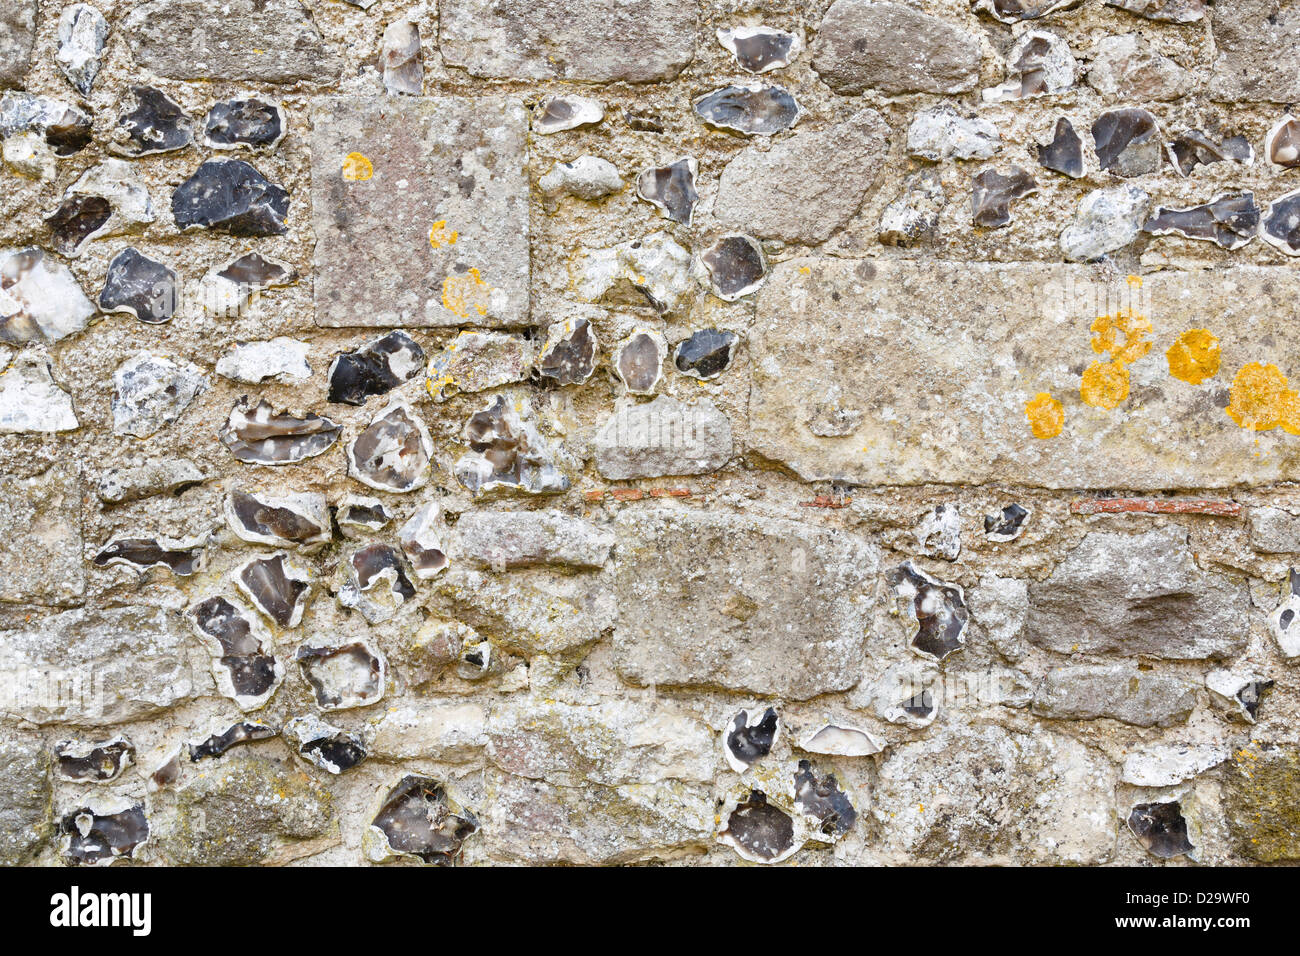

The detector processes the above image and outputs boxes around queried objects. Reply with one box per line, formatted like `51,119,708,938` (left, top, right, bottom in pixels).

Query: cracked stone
880,170,947,246
975,0,1081,21
172,159,289,236
1060,184,1149,261
536,319,598,387
187,594,283,709
887,561,968,661
1093,107,1162,176
108,85,193,157
717,25,801,73
189,721,276,761
1168,128,1253,177
636,156,698,225
93,533,208,577
60,801,148,866
983,30,1076,103
971,166,1037,228
455,510,613,570
100,248,177,325
47,160,155,258
693,83,800,136
984,503,1030,542
111,352,208,439
454,394,569,496
0,91,92,155
1128,801,1195,859
365,774,478,865
916,504,962,560
235,551,311,628
723,707,779,773
336,495,391,538
56,736,133,784
674,327,737,380
225,488,330,550
204,97,286,150
1261,188,1300,257
337,544,416,624
426,331,535,402
718,790,800,864
1037,117,1084,177
1032,664,1197,726
399,502,449,579
327,330,425,406
574,232,692,315
297,638,388,708
56,4,108,96
1122,744,1229,787
907,105,1000,161
284,716,367,774
380,19,422,95
1269,569,1300,658
346,401,433,493
1207,669,1274,723
1106,0,1204,21
1143,192,1259,250
219,398,342,465
798,723,884,757
593,395,732,479
793,760,856,842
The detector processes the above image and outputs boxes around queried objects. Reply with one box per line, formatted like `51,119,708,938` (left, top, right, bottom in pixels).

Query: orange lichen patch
1025,392,1064,439
342,152,373,181
1071,497,1241,516
1080,360,1130,410
1226,362,1300,434
1090,308,1153,365
428,220,458,249
1167,329,1221,385
801,495,853,509
441,268,491,319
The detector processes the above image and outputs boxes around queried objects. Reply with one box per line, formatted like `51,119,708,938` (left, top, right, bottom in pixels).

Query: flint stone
122,0,341,84
873,724,1116,864
0,0,35,88
1032,665,1197,727
0,606,205,724
1027,528,1247,660
812,0,981,95
593,395,732,480
1250,506,1300,553
1211,1,1300,102
0,734,51,864
748,259,1300,488
480,772,712,865
0,349,77,433
311,95,529,328
438,0,696,83
1060,184,1149,261
486,699,714,787
612,510,877,700
907,105,1000,161
456,510,613,570
0,464,83,606
539,156,622,201
714,109,888,244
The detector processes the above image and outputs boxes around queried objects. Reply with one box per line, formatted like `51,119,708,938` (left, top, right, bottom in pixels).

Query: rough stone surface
593,395,733,479
1225,745,1300,862
0,464,83,606
1211,1,1300,102
456,510,613,569
0,1,35,89
0,733,51,864
1032,665,1198,726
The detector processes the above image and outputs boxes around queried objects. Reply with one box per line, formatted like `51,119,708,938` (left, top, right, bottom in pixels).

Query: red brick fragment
611,488,645,501
800,495,853,509
1070,498,1241,516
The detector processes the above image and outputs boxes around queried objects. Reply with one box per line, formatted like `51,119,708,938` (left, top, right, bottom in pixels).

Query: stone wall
1,0,1299,866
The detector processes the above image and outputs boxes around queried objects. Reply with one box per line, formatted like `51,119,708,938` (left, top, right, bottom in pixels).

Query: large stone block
122,0,341,84
0,0,36,88
0,463,83,607
1027,528,1247,660
1031,664,1198,727
1210,0,1300,102
439,0,697,83
311,96,530,328
0,606,206,725
749,259,1300,489
612,510,876,699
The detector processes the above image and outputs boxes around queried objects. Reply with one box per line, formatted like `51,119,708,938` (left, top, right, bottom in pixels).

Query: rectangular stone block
439,0,697,83
750,259,1300,489
0,464,83,606
612,509,876,699
0,0,36,88
310,95,529,328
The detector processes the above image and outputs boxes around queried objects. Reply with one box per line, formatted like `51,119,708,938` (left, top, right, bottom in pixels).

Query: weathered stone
874,724,1114,864
0,0,36,88
97,459,204,505
283,717,366,774
438,0,696,83
1107,0,1204,22
1038,117,1084,177
693,83,801,137
1086,33,1192,102
1027,528,1247,660
636,157,697,225
1225,745,1300,862
111,352,209,439
971,166,1037,229
172,159,288,236
100,248,178,325
157,755,332,866
311,95,529,328
379,19,422,95
1032,665,1197,726
983,30,1076,103
204,97,286,150
108,86,193,158
0,248,95,345
969,575,1030,662
1122,744,1229,787
539,156,621,202
812,1,981,95
714,109,888,244
1143,193,1259,251
0,348,77,433
534,94,603,134
1210,1,1300,102
717,25,802,73
0,733,51,864
573,232,691,315
1250,506,1300,553
0,92,91,155
0,463,82,605
56,4,108,96
456,510,613,570
371,703,487,762
122,0,340,84
1164,130,1252,178
879,170,947,245
612,511,876,699
217,338,311,385
398,503,448,579
425,331,534,402
1060,184,1149,261
487,699,714,787
593,395,732,480
454,394,569,497
908,105,1000,161
0,606,203,724
481,772,713,864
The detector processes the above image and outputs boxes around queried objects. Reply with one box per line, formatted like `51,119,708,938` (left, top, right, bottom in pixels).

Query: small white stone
2,131,55,179
539,155,622,200
0,247,95,344
1121,744,1230,787
56,3,109,95
0,349,78,433
907,105,1000,161
216,338,312,384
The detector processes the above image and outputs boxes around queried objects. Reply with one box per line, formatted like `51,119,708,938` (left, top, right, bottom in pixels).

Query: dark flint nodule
1092,108,1161,176
217,251,296,288
57,738,134,783
1168,129,1252,177
100,248,177,324
1143,192,1259,250
228,489,330,545
536,318,596,385
338,498,391,533
189,722,276,762
721,27,798,73
534,95,601,133
887,560,968,661
675,328,738,380
625,111,664,133
111,86,192,157
1037,117,1084,178
793,760,857,839
347,402,432,492
0,93,93,155
902,689,935,718
219,397,342,465
172,159,289,236
61,805,148,865
616,332,662,394
351,543,417,602
984,503,1030,541
636,157,698,225
700,235,765,300
722,790,796,863
372,775,479,865
93,536,205,576
205,97,286,150
1127,801,1194,859
726,707,778,768
291,722,367,774
1261,189,1300,256
971,166,1037,229
45,195,110,256
189,595,281,699
297,641,386,709
239,552,309,628
328,330,426,405
1238,680,1274,721
693,84,799,136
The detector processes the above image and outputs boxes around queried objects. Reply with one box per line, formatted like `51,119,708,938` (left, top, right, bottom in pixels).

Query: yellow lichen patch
1126,274,1142,288
1090,308,1153,365
441,268,492,319
1226,362,1300,435
428,220,458,249
1167,329,1221,385
1080,360,1130,410
342,152,373,181
1025,392,1064,439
